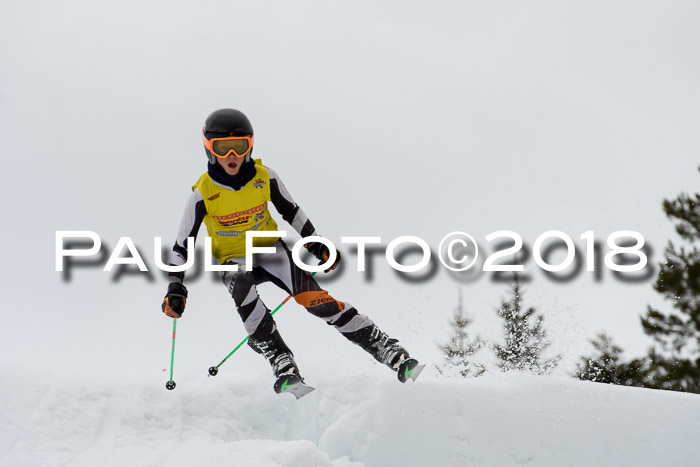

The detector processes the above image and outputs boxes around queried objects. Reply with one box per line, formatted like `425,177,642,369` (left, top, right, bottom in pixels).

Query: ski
398,358,425,383
273,373,315,400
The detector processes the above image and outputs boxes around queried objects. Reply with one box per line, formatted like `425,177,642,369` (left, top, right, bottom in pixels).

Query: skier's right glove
162,282,188,318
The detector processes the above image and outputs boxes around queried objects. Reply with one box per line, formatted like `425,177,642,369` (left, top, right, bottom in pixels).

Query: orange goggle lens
203,133,254,158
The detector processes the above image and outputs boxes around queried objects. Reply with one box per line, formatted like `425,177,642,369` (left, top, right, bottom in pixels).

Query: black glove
305,241,341,273
162,282,188,318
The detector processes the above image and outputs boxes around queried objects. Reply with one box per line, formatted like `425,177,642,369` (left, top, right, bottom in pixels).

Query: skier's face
217,153,245,176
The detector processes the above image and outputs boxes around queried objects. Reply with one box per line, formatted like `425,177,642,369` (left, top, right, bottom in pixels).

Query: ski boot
248,330,315,399
345,325,425,383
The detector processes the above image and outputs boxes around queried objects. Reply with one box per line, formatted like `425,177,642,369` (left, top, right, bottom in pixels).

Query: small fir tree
574,332,647,385
437,288,485,377
494,273,559,374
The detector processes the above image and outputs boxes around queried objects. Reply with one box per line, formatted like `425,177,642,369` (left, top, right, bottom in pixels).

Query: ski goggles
202,132,254,158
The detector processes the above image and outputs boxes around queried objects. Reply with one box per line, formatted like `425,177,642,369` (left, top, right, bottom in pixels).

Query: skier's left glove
305,241,341,273
162,282,188,318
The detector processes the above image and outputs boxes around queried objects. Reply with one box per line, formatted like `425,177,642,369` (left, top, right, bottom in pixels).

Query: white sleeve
266,165,317,238
168,187,206,283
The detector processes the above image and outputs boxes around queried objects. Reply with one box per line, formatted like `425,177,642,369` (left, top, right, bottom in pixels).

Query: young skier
161,108,423,397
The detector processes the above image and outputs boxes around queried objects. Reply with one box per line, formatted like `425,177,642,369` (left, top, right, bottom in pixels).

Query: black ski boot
345,325,425,383
248,329,315,399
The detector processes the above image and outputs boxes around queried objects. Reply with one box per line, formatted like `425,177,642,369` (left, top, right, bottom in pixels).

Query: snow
2,366,698,467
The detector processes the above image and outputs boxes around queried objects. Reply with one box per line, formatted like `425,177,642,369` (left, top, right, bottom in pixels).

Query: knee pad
294,290,345,314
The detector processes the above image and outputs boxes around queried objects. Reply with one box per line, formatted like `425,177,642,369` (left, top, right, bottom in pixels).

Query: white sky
1,0,698,376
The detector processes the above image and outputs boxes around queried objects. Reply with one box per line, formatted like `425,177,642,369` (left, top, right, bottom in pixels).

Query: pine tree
639,171,700,393
494,273,559,374
574,332,647,386
437,288,485,378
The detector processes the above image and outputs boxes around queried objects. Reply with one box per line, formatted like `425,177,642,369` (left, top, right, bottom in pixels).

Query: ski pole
166,318,177,390
208,271,317,376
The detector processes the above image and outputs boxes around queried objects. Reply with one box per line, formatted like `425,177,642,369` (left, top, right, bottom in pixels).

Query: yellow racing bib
193,159,279,263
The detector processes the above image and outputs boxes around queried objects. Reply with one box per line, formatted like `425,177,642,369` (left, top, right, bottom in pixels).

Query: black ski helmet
202,108,254,164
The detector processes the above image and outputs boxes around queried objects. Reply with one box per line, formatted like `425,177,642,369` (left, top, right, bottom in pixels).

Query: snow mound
1,367,698,467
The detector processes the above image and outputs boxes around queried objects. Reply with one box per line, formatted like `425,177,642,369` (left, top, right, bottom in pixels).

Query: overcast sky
1,0,698,376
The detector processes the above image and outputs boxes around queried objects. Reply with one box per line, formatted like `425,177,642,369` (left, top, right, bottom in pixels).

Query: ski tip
408,363,425,382
274,374,316,399
288,384,315,400
398,358,425,383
